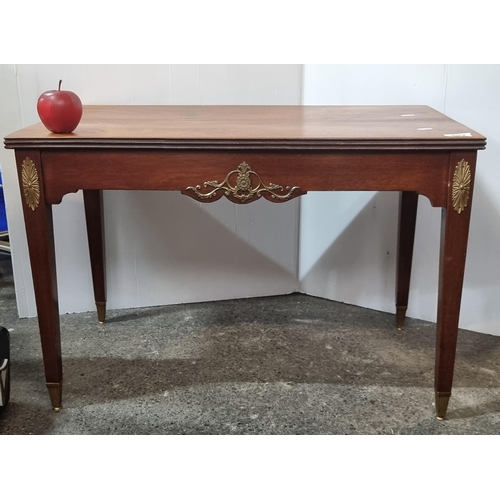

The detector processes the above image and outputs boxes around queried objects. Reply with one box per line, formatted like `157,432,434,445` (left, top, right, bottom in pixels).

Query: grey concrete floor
1,253,500,434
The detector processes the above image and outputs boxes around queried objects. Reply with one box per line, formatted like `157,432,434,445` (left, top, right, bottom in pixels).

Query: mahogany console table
4,105,486,419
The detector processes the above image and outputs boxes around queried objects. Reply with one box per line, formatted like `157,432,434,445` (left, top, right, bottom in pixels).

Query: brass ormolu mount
183,161,305,204
452,159,471,214
21,157,40,211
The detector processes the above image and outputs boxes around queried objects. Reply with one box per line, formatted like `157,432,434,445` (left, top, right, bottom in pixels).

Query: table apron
40,150,452,206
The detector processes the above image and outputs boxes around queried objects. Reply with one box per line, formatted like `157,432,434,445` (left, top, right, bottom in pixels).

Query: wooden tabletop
4,105,486,151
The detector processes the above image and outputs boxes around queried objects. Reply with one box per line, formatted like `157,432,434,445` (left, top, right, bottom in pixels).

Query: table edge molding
4,138,487,151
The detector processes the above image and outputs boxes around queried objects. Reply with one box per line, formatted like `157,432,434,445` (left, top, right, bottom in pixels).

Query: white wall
300,64,500,335
2,64,500,337
0,64,302,317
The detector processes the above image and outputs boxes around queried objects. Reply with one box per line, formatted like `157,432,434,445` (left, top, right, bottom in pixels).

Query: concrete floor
1,253,500,434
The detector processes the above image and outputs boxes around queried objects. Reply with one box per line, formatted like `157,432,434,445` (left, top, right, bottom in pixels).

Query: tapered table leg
395,191,418,330
16,151,62,410
83,190,106,323
435,153,476,420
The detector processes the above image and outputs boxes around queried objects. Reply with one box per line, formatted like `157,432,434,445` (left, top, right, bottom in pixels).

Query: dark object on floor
0,326,10,413
0,170,10,254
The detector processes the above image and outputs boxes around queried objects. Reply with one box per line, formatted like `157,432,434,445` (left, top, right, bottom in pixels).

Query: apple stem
58,80,62,91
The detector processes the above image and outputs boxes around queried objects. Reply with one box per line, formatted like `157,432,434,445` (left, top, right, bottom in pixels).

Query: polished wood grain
396,191,419,329
4,105,486,419
83,190,106,323
434,152,477,419
41,151,451,207
14,150,62,409
5,105,486,150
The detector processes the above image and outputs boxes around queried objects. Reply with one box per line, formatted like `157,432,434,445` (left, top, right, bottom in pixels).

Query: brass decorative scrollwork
21,158,40,211
452,159,471,214
184,161,303,204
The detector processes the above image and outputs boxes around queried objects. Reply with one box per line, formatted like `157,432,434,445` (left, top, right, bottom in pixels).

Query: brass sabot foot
396,306,407,331
96,301,106,324
46,382,62,411
435,391,451,420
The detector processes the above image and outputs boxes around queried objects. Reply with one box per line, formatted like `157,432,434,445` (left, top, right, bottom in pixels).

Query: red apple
37,80,83,134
